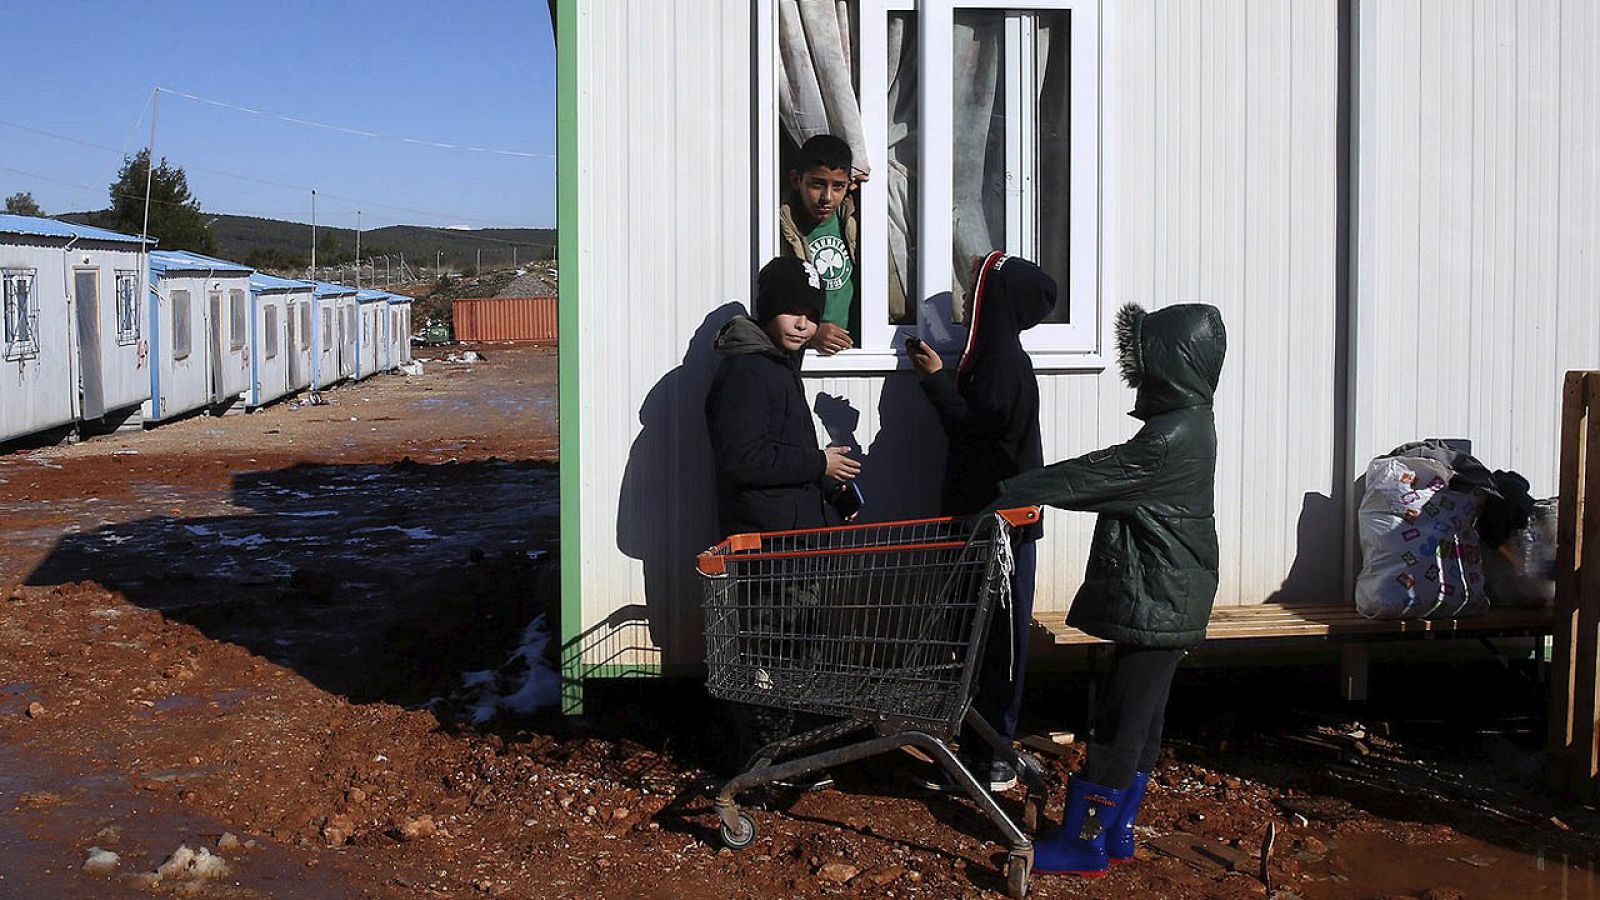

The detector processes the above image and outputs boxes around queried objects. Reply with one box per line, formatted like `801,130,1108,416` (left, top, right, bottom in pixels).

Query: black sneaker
920,759,1017,793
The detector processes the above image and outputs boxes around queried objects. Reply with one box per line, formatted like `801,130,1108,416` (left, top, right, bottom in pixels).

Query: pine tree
4,192,42,217
108,150,216,253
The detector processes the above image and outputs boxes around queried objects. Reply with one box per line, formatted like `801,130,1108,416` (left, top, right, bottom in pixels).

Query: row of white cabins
0,213,413,446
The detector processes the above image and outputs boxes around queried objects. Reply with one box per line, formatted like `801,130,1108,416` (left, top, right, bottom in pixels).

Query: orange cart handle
695,506,1040,576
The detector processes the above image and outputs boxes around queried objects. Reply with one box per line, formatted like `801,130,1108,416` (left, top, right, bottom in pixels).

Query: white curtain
778,1,869,176
885,14,915,321
951,13,1006,321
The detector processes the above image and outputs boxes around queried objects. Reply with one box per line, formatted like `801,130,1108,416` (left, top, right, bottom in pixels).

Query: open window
759,0,1101,372
2,268,39,361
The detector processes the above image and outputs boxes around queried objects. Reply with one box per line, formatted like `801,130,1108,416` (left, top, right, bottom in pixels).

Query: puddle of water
1302,830,1600,899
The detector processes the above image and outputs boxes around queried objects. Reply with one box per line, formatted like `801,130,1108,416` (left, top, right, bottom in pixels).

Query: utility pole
476,248,481,275
436,250,442,276
310,189,317,280
140,88,160,252
513,245,518,268
355,210,362,289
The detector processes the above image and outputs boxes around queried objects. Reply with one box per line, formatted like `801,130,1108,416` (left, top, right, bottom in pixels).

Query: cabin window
229,289,247,351
2,268,39,360
323,308,333,350
172,289,192,360
299,304,311,350
115,270,140,344
344,308,356,345
761,0,1101,371
265,306,279,360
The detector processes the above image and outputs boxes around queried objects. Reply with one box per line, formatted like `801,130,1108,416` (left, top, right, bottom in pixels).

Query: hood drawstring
991,514,1018,682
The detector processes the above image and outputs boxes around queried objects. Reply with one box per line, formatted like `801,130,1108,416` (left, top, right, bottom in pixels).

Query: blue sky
3,1,556,229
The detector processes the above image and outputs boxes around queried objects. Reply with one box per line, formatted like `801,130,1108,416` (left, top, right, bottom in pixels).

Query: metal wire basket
698,508,1046,898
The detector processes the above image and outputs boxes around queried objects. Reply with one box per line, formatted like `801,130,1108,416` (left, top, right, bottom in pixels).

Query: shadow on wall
813,374,948,524
615,302,745,670
1266,490,1347,607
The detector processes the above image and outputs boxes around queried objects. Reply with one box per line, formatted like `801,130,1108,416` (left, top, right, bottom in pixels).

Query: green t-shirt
803,214,857,337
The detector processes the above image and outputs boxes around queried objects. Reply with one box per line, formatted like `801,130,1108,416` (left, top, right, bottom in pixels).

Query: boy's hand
907,339,942,376
811,323,854,356
824,446,861,481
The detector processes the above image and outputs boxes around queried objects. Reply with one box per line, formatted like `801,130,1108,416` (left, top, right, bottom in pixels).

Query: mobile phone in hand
831,482,865,521
904,336,925,353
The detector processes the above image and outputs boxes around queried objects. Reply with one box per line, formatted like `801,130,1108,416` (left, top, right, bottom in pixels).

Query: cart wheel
1005,853,1031,899
720,812,758,851
1022,792,1043,833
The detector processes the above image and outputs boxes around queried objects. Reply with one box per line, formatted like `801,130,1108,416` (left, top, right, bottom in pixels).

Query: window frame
300,303,312,351
264,304,279,361
2,268,40,361
114,270,141,345
171,289,193,361
757,0,1103,374
229,288,247,352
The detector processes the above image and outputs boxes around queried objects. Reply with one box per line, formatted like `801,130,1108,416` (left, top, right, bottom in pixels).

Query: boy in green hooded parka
990,301,1226,877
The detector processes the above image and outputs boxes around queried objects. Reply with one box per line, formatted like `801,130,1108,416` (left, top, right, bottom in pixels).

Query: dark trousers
965,538,1037,761
1082,644,1187,790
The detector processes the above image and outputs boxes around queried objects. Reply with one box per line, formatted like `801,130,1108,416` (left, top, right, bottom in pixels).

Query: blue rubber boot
1034,776,1124,877
1106,770,1151,863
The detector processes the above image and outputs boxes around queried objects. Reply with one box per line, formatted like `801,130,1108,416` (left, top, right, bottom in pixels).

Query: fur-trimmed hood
1115,302,1227,420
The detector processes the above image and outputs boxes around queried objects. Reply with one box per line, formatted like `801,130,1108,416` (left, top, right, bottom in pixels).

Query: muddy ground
1,344,1597,899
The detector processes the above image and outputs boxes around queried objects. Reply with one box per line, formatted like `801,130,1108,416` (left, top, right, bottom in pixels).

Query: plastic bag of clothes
1355,441,1492,619
1483,498,1558,607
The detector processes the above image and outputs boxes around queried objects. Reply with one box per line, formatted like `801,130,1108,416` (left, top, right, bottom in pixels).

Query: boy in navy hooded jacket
908,251,1054,792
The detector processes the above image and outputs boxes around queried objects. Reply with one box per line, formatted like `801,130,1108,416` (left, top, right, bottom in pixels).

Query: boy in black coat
908,251,1055,792
707,257,860,534
706,257,861,785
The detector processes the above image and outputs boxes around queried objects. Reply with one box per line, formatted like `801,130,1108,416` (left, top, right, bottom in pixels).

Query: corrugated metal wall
573,0,1343,669
572,0,1597,668
575,0,755,669
452,297,559,342
1352,0,1600,500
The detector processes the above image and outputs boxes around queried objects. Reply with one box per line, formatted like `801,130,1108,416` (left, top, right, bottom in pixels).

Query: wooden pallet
1034,602,1555,646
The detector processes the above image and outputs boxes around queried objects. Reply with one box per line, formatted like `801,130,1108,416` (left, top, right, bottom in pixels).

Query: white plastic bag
1354,454,1488,619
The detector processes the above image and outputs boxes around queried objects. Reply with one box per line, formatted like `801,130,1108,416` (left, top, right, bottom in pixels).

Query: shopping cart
697,507,1048,898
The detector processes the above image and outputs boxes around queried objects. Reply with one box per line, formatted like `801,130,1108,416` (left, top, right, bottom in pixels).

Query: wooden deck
1035,602,1555,646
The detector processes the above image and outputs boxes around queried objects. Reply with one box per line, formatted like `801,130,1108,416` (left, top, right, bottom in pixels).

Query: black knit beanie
754,257,825,324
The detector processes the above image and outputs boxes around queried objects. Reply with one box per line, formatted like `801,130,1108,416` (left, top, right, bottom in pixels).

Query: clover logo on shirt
808,235,851,292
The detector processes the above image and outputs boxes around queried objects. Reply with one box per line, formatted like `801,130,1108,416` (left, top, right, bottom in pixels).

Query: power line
0,118,547,234
157,86,555,160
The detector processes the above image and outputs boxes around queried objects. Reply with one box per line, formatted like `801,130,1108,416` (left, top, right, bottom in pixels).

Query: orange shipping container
451,297,559,342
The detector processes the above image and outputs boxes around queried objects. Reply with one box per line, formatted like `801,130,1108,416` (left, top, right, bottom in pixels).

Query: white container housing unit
338,288,359,382
145,250,253,423
554,0,1600,697
247,272,311,409
1,214,151,443
355,289,387,379
310,281,354,389
282,278,315,395
388,294,413,366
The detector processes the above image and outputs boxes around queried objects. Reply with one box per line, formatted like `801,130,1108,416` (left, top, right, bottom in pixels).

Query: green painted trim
556,0,586,714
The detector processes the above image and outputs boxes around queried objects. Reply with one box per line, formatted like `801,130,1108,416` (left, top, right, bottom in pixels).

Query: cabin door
208,291,224,404
286,305,302,387
73,269,105,420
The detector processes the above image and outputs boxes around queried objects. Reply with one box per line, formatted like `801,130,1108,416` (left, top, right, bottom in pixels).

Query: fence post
1548,371,1600,802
